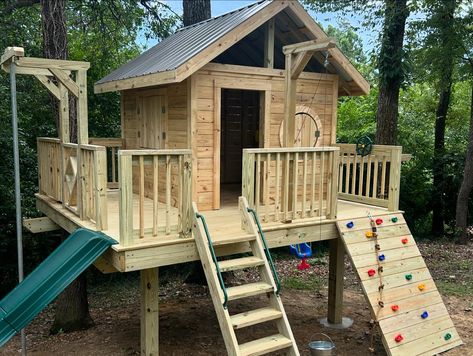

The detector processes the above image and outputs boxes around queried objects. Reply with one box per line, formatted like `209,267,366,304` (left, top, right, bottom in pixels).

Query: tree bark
183,0,211,27
375,0,409,145
431,0,456,237
455,78,473,244
41,0,77,142
41,0,92,333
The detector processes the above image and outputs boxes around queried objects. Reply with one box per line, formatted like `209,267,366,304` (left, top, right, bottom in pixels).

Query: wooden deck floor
100,186,389,244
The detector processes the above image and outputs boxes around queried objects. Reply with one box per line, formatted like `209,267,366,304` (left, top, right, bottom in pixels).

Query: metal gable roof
96,0,273,85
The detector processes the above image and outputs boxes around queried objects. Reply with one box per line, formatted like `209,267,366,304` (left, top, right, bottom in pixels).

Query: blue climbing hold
378,254,385,261
346,221,354,229
421,311,429,319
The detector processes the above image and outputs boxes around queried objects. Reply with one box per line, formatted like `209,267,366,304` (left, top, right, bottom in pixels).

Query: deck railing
37,138,108,230
242,147,340,223
336,144,402,211
89,137,123,189
118,149,192,246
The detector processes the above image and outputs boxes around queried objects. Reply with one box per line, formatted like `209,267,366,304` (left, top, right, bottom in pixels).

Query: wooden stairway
337,212,463,356
192,197,299,356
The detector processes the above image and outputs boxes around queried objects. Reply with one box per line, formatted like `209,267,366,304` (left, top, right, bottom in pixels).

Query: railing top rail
80,143,107,152
243,147,340,154
89,137,124,147
119,149,192,156
37,137,60,143
335,143,402,151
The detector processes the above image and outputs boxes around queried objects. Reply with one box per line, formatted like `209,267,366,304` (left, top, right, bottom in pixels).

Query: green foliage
0,1,179,296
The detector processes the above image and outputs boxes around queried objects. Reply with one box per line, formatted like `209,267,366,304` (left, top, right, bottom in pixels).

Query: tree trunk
455,78,473,244
41,0,77,142
183,0,211,27
375,0,409,145
431,0,456,237
41,0,92,333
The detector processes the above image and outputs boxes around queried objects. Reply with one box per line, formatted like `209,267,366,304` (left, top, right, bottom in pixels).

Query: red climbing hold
391,304,399,312
375,218,383,225
401,238,409,245
367,269,376,277
395,334,404,343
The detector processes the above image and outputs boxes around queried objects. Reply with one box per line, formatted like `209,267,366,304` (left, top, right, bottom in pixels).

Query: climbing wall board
337,213,463,356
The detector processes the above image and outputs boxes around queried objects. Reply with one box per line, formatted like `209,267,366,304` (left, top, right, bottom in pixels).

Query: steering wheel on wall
356,136,373,157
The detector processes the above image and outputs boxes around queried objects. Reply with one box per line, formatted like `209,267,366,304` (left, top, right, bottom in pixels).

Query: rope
367,211,384,353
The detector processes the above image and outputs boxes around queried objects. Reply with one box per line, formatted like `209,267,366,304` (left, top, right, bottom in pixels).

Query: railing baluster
292,152,298,220
139,155,145,238
358,155,365,197
166,155,171,235
302,152,307,218
366,154,372,197
380,156,387,199
311,151,317,217
153,155,159,237
274,152,281,222
283,152,290,221
255,153,261,214
351,154,358,195
264,152,270,222
372,156,379,198
319,151,325,216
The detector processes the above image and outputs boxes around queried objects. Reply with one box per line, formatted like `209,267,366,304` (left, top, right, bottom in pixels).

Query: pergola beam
283,38,336,55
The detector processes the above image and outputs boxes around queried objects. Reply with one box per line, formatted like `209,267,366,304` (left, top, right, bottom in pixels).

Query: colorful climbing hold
378,254,385,261
375,218,383,225
391,304,399,312
405,274,413,281
391,217,398,223
421,311,429,319
401,238,409,245
346,221,354,229
394,334,404,343
368,269,376,277
365,231,375,238
444,333,452,341
418,283,426,291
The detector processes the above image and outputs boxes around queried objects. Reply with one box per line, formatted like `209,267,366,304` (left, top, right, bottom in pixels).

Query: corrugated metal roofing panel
96,0,272,85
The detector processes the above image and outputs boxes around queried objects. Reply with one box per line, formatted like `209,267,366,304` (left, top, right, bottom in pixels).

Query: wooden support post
76,70,88,145
283,53,296,147
264,19,275,68
179,154,193,238
327,238,344,324
141,268,159,356
387,147,402,211
119,153,133,246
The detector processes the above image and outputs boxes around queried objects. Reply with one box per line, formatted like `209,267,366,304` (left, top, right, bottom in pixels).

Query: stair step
239,334,293,356
231,307,282,329
219,256,265,272
227,282,274,301
212,234,255,246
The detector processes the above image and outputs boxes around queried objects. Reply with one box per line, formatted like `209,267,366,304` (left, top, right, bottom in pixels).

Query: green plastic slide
0,228,117,347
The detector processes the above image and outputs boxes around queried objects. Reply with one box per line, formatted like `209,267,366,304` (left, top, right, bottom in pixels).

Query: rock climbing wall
337,213,463,356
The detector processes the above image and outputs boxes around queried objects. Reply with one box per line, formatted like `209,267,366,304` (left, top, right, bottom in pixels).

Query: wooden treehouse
2,1,463,355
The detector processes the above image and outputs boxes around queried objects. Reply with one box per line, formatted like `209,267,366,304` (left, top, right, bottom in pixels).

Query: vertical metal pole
10,60,27,355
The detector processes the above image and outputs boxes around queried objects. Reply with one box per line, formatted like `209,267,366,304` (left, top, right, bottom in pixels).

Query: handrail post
179,154,192,238
242,150,255,208
327,149,340,219
94,148,108,230
119,152,133,246
388,146,402,211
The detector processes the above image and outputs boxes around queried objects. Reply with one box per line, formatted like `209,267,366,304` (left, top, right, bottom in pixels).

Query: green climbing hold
444,333,452,341
405,274,413,281
391,217,398,223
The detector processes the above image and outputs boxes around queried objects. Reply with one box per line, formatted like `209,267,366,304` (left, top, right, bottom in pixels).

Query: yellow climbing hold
418,283,426,291
365,231,376,238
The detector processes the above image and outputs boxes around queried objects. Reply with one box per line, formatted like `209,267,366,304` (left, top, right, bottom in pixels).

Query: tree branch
2,0,40,15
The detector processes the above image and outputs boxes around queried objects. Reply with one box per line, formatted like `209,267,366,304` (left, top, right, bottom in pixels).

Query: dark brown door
220,89,260,184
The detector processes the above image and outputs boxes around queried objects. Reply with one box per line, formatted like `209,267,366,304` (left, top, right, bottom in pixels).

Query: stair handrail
246,207,281,295
195,212,229,309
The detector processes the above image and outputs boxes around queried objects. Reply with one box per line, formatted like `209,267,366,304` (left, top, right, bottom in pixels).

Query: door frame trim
213,80,271,209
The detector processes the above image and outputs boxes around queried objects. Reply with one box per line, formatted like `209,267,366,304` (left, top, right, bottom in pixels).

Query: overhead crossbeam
282,38,337,147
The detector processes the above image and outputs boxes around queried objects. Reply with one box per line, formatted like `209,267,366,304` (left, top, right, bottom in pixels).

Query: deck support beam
141,268,159,356
327,238,344,324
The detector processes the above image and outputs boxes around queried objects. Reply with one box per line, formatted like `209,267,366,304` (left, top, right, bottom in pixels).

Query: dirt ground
2,241,472,356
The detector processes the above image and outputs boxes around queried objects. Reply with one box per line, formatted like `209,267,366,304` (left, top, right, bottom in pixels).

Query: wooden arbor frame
282,39,336,147
1,46,90,144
